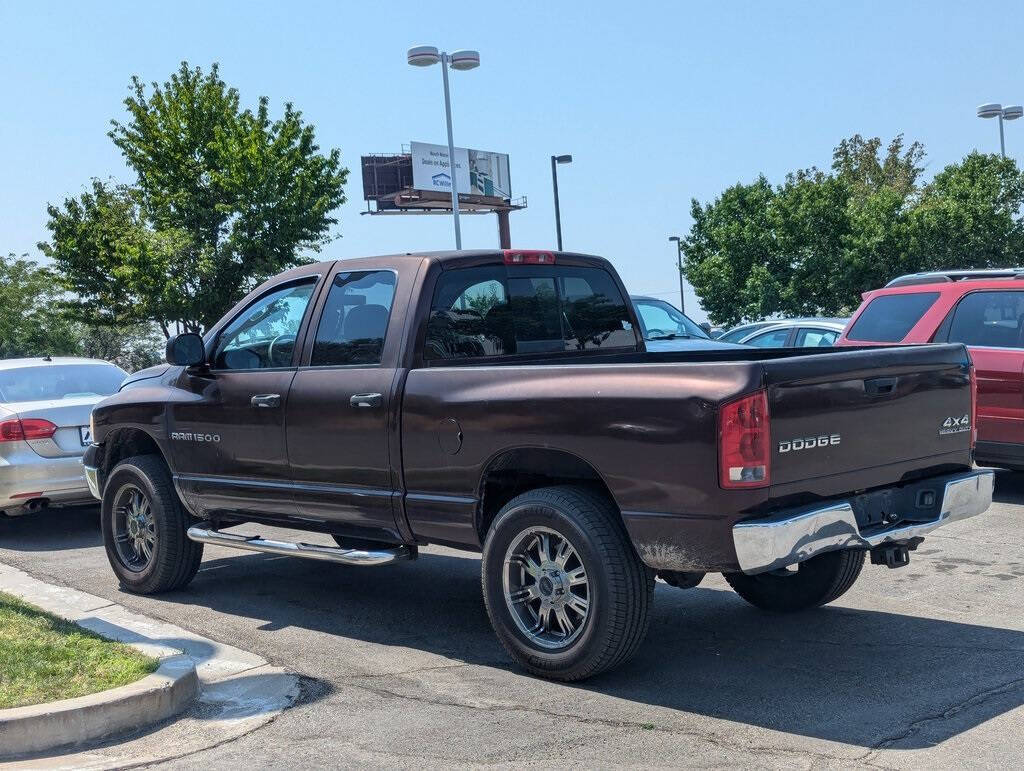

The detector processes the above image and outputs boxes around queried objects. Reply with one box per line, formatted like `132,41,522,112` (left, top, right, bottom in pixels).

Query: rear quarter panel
401,361,771,568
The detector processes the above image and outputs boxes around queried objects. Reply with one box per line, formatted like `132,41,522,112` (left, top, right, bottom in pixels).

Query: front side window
946,291,1024,348
424,265,635,361
214,280,316,370
846,292,939,342
311,271,397,365
745,328,791,348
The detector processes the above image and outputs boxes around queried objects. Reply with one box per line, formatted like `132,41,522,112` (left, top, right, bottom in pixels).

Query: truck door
942,290,1024,445
285,265,408,543
168,277,319,518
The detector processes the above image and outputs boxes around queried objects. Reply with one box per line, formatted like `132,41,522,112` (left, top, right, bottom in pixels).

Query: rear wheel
723,549,864,612
482,485,654,681
102,455,203,594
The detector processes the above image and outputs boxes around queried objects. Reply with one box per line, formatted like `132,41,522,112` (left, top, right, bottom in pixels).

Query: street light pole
669,235,685,314
408,45,480,250
440,57,462,249
550,154,572,250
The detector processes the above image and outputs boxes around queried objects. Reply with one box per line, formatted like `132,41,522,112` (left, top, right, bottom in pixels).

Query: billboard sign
411,141,511,200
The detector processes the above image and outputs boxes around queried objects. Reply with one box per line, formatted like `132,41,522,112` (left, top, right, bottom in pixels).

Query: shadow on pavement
991,468,1024,504
163,546,1024,750
0,504,101,551
4,506,1023,749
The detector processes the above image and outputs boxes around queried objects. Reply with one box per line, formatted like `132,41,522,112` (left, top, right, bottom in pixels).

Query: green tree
682,136,1024,326
0,254,78,359
41,61,348,336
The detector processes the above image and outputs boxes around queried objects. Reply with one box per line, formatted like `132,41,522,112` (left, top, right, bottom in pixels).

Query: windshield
0,363,127,404
632,298,709,340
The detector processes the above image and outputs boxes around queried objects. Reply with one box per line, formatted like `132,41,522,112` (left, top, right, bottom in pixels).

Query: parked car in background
839,269,1024,470
715,321,777,343
0,357,127,517
737,318,849,348
629,295,746,351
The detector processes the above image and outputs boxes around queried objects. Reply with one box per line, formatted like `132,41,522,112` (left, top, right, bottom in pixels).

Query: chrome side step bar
186,523,413,566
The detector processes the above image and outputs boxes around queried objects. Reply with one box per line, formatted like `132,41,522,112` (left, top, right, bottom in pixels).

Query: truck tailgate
763,344,973,485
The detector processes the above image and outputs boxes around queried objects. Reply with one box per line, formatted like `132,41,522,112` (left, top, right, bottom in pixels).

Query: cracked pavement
2,471,1024,768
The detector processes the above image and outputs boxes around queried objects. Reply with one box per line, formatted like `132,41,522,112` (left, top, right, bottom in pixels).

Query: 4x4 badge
939,414,970,436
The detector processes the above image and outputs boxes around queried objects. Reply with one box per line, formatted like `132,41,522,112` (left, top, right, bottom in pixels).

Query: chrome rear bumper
733,470,994,574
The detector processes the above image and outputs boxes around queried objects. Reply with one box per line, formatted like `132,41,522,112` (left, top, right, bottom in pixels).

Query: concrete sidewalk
0,562,299,768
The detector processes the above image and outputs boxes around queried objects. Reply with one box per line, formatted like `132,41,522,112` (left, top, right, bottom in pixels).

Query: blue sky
3,1,1023,323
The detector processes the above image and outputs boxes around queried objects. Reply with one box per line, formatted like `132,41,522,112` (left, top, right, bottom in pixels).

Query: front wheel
723,549,865,612
101,455,203,594
481,486,654,681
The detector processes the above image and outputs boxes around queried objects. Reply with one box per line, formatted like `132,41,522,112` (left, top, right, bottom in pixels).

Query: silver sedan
0,357,126,517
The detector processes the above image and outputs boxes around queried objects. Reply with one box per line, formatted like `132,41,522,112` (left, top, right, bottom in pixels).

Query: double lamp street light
977,102,1023,158
407,45,480,250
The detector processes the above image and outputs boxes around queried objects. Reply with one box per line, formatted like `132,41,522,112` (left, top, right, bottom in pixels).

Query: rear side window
846,292,939,342
944,290,1024,349
425,265,635,361
311,270,397,365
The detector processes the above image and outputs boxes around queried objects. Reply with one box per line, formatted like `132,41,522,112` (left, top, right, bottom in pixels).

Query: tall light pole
551,154,572,250
977,103,1023,158
669,236,685,314
408,45,480,249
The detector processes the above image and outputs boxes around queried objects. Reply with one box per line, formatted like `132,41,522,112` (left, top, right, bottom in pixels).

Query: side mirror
698,322,712,335
165,333,206,367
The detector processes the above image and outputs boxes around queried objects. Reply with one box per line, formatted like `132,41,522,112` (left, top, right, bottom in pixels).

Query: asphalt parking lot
2,472,1024,768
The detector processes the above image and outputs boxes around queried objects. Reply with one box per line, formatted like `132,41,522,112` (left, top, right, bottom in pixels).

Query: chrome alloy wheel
503,526,591,649
112,484,156,572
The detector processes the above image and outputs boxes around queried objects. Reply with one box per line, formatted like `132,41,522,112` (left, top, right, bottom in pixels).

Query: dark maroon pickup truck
84,249,993,680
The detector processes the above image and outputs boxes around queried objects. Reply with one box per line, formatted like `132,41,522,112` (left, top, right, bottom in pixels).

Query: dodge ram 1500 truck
84,249,994,681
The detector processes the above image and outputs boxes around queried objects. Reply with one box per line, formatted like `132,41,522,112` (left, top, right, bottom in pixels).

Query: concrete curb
0,654,198,758
0,562,299,765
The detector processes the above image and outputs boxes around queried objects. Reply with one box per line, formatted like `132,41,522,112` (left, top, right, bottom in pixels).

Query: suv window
795,327,839,347
846,292,940,342
945,290,1024,348
214,280,316,370
425,265,635,361
311,271,397,366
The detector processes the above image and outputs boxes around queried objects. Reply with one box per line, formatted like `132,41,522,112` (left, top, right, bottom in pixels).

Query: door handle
350,393,383,408
250,393,281,408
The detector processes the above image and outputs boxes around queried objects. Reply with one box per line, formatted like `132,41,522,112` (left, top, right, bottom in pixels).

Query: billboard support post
440,54,462,249
496,209,511,249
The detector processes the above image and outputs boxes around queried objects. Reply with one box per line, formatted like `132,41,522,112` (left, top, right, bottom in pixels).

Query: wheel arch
475,446,619,543
96,427,170,493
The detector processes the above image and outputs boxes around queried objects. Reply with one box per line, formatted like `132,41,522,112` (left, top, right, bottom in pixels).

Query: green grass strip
0,591,158,709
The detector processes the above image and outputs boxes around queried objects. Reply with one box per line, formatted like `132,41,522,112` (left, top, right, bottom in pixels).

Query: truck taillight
718,390,771,489
0,418,58,442
970,365,978,449
503,250,556,265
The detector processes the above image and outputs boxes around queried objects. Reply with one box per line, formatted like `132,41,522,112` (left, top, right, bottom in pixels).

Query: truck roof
279,250,611,280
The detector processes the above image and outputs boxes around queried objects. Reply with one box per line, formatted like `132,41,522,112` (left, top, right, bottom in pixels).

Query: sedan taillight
719,390,771,489
0,418,58,442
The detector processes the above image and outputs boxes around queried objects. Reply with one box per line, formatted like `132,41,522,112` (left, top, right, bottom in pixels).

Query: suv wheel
481,485,654,681
101,455,203,594
723,549,864,612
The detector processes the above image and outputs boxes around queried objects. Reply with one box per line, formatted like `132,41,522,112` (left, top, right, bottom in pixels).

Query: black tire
101,455,203,594
481,485,654,681
723,549,865,612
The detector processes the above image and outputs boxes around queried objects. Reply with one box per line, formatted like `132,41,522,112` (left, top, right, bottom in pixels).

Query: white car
0,357,126,517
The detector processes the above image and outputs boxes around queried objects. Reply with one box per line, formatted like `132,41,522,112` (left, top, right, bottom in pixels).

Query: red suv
838,269,1024,470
